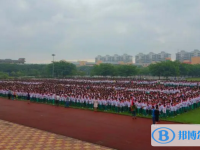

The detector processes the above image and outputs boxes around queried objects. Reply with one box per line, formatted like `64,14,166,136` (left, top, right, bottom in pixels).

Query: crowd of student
0,79,200,118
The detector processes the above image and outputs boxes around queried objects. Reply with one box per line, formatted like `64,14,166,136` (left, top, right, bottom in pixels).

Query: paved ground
0,98,198,150
0,119,113,150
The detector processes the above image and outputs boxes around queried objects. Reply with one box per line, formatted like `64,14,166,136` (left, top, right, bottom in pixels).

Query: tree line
0,60,200,79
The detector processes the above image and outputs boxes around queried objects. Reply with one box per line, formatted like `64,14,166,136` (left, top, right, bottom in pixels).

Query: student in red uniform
131,102,137,119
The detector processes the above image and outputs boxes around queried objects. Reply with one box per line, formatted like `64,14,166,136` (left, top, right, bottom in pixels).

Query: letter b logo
158,130,169,141
152,127,175,144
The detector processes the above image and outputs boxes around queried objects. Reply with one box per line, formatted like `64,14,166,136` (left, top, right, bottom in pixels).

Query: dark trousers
8,94,11,99
56,100,59,106
152,117,155,124
65,101,69,107
132,111,136,117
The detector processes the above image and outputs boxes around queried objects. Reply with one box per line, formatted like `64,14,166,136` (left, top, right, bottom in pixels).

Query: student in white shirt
93,99,98,111
56,94,60,106
162,105,167,118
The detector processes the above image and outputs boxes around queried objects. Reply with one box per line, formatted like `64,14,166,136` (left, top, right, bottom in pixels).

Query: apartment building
176,49,200,63
0,58,25,64
135,51,171,66
95,54,133,64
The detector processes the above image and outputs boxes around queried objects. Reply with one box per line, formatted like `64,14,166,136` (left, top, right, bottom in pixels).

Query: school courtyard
0,97,199,150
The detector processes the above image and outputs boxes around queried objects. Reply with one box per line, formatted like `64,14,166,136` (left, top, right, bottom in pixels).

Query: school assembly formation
0,79,200,118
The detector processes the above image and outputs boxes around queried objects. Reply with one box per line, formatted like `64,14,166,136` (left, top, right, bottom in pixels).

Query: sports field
186,78,200,81
91,105,200,124
0,97,199,150
164,107,200,124
14,96,200,124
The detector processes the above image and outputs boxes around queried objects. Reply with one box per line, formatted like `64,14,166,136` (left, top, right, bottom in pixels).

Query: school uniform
127,101,131,113
56,95,60,106
94,99,98,109
155,109,159,122
152,108,156,124
162,106,166,118
65,96,70,108
114,100,118,112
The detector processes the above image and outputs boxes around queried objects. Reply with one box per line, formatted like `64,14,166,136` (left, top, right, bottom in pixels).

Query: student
152,106,156,124
131,102,137,119
13,91,16,100
117,100,120,113
65,95,70,108
52,94,55,105
127,100,131,113
94,99,98,111
155,105,159,123
162,104,167,118
142,102,147,116
159,104,163,117
115,100,118,112
8,89,11,100
120,101,124,112
27,92,30,104
56,94,60,106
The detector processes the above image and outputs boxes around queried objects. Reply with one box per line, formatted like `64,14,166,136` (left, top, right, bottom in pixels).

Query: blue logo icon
152,127,175,144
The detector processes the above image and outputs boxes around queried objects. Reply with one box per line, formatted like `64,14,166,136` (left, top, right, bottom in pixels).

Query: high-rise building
95,54,132,64
135,51,171,66
176,49,200,63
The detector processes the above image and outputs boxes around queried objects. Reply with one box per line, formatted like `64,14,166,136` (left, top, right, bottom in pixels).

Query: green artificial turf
186,78,200,81
163,107,200,124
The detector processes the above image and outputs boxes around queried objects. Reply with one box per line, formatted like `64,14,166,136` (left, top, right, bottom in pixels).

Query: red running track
0,98,197,150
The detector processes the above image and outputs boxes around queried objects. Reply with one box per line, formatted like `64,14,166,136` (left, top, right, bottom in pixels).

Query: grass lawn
186,78,200,81
164,107,200,124
101,109,200,124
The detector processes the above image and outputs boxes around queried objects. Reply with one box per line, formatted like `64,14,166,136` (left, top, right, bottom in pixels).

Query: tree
76,71,86,76
11,71,16,77
77,66,93,75
16,71,24,77
46,61,77,77
179,63,190,77
0,72,9,79
91,64,138,76
149,63,162,79
0,64,47,77
115,65,138,76
149,61,179,79
138,67,150,76
91,64,116,76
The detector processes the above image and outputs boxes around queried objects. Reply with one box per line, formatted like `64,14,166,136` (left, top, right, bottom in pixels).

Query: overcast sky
0,0,200,63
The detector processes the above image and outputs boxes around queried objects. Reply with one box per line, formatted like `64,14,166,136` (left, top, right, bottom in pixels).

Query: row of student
1,79,200,86
1,82,199,94
0,80,199,105
1,90,200,117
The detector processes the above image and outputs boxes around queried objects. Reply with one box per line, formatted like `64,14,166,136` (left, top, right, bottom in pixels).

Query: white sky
0,0,200,63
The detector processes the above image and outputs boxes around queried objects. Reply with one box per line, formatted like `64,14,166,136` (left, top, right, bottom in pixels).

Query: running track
0,98,198,150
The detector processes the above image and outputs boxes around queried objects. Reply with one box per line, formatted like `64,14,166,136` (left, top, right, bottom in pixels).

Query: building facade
135,51,171,66
67,61,95,66
176,49,200,64
191,57,200,64
95,54,133,64
0,58,25,64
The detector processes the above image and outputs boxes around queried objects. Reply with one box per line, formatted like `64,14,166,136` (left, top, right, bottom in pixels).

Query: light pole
52,54,55,78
